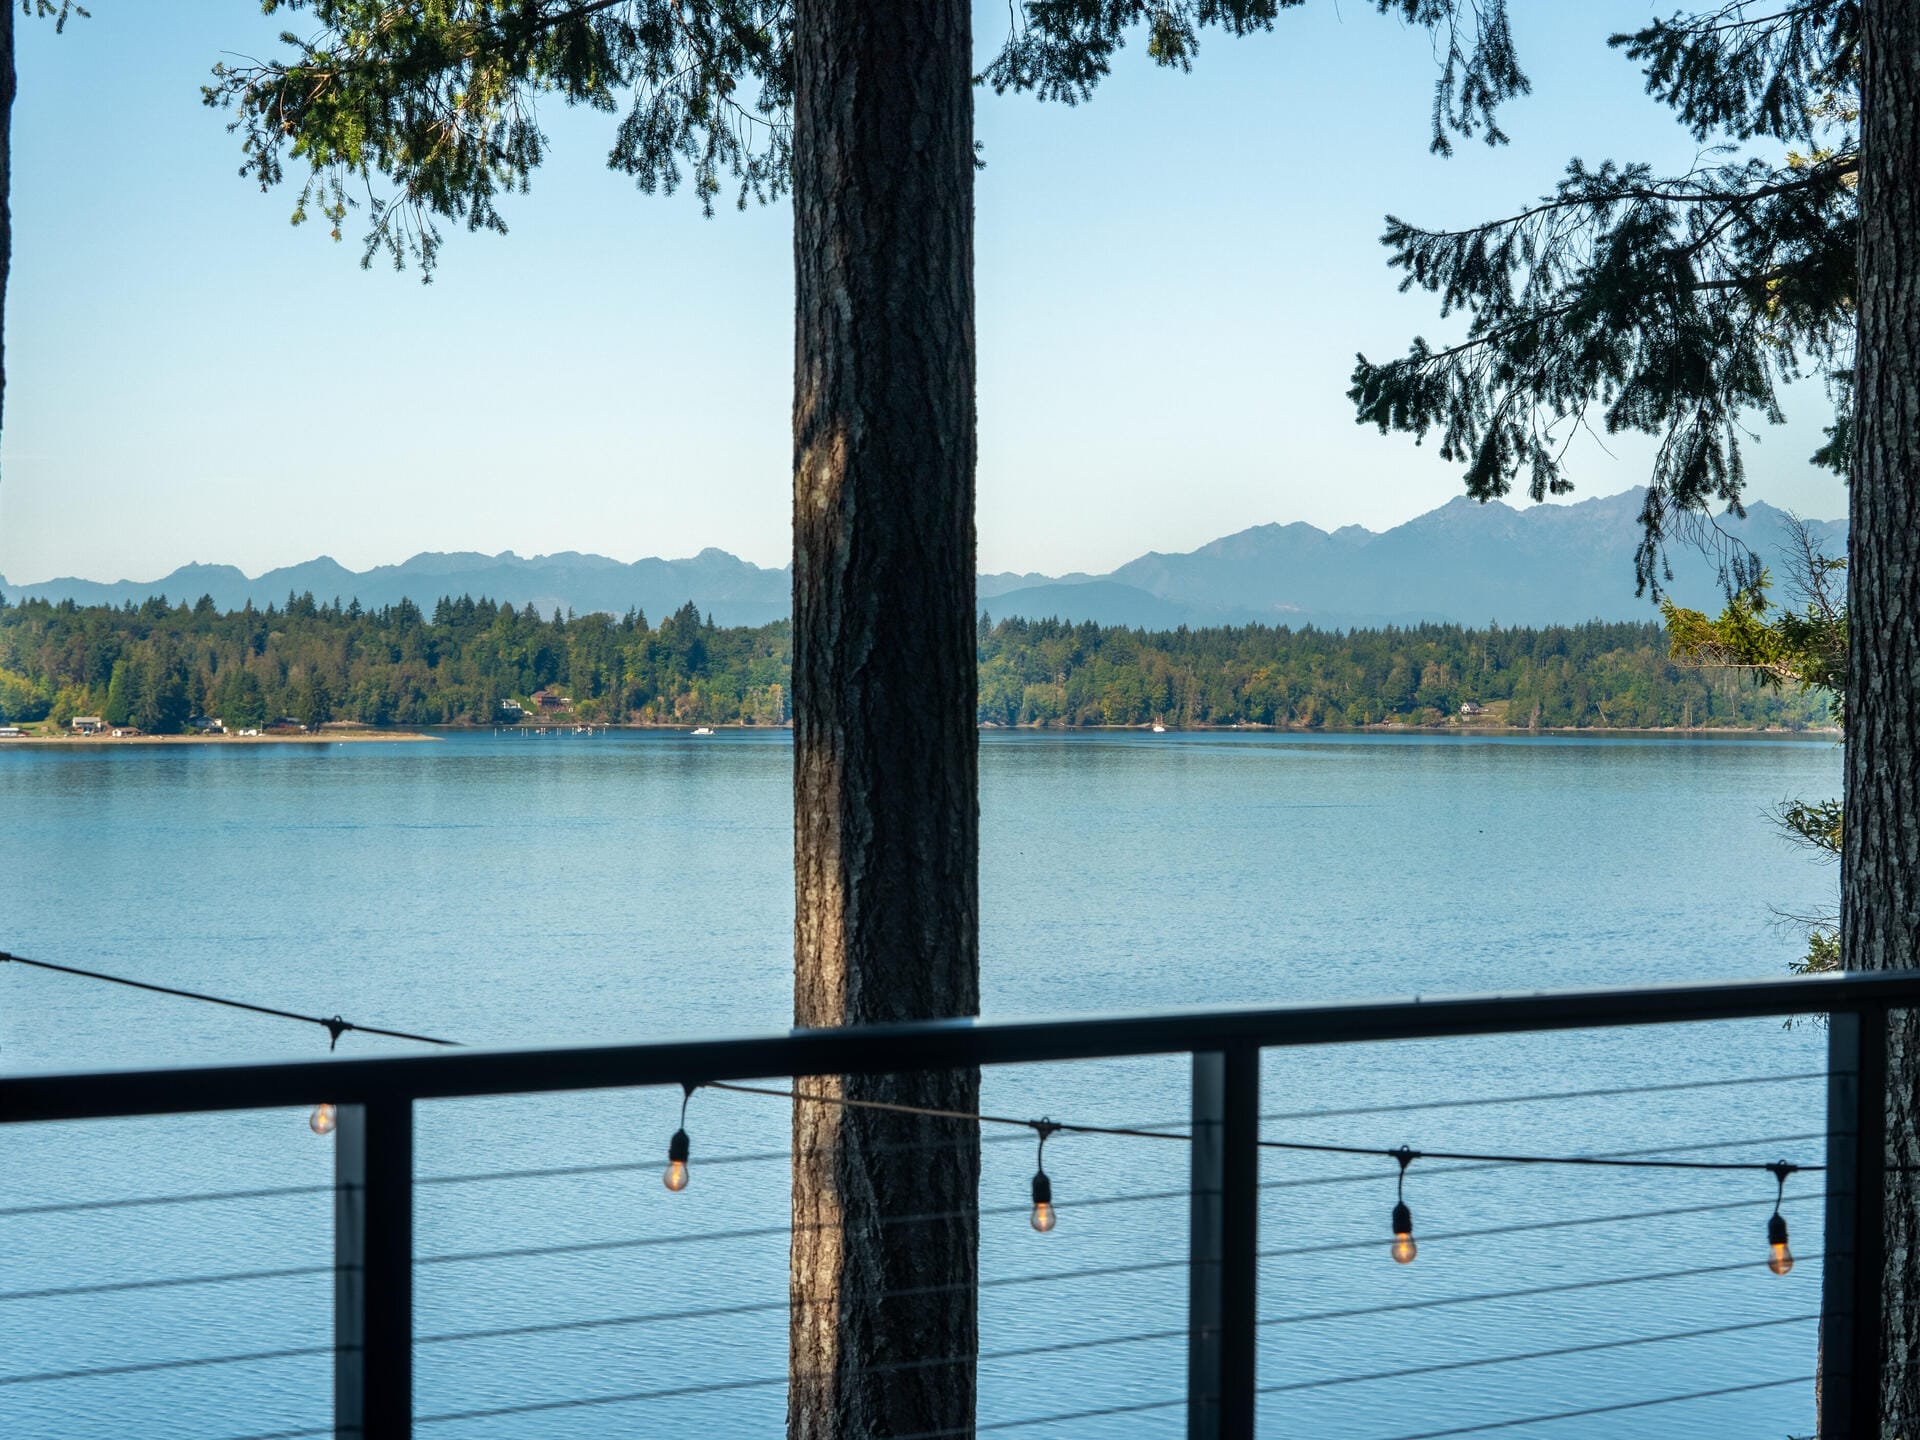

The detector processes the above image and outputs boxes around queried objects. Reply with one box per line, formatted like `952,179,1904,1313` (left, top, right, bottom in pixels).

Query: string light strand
0,950,460,1049
704,1080,1822,1176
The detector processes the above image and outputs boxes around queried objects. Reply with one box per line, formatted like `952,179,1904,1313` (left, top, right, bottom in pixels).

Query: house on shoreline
71,715,103,735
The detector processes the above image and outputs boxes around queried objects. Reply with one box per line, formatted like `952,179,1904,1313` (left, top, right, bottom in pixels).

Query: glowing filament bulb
1030,1170,1056,1232
1768,1212,1793,1275
1391,1199,1417,1264
309,1103,337,1136
664,1128,691,1192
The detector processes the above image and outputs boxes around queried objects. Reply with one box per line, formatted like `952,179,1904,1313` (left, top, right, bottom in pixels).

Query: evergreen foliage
1347,3,1860,594
0,593,1830,732
985,1,1526,156
23,4,87,25
202,2,1527,274
205,0,799,270
0,593,792,730
1664,517,1846,969
977,612,1826,728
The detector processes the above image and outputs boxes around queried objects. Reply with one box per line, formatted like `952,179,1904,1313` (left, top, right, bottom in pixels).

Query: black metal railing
2,969,1913,1439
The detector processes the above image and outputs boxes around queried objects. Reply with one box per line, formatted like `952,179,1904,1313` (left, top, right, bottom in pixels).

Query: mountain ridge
2,487,1846,630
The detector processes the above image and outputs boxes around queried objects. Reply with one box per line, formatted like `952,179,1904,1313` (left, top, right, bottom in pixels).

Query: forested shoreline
0,591,1829,733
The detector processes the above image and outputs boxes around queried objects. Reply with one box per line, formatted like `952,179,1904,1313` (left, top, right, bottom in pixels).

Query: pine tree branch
1399,158,1856,246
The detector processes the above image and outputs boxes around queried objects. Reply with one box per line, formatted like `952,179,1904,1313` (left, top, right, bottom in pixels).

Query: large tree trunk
1845,0,1920,1431
787,0,980,1436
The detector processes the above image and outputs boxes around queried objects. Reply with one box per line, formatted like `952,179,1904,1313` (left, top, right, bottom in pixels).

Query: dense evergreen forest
0,591,1829,733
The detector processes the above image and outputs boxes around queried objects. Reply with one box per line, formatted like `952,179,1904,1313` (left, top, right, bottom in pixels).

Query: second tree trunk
1844,0,1920,1432
787,0,980,1436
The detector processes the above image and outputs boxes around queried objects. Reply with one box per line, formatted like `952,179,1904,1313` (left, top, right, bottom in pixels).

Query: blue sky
2,1,1847,583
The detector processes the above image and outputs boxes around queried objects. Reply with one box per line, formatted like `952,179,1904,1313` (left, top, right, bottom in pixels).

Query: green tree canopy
203,0,1523,273
1347,3,1859,593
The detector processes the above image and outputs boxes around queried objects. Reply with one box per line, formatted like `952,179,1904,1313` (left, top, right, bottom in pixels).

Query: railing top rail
4,970,1915,1125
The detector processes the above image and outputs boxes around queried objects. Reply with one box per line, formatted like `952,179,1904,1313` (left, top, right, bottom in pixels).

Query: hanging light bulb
1391,1199,1417,1264
663,1128,690,1191
1029,1119,1061,1233
663,1082,697,1192
1389,1147,1419,1264
309,1103,337,1136
1030,1171,1056,1232
1766,1163,1796,1274
1768,1212,1793,1275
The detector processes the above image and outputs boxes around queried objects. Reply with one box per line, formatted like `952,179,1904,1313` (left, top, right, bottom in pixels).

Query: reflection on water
0,731,1840,1437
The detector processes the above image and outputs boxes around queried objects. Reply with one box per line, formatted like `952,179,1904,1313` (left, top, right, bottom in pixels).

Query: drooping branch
204,0,795,273
980,0,1529,154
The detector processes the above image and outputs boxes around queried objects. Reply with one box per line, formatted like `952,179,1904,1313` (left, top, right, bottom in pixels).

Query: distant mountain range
0,547,795,627
1,487,1846,630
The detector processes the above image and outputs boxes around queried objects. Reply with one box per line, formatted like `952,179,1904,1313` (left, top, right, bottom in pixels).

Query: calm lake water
0,730,1843,1438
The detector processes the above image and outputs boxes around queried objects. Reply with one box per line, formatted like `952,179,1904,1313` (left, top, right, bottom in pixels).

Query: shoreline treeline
0,591,1828,733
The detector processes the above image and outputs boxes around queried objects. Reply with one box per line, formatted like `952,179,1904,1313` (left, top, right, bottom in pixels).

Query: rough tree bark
1845,0,1920,1432
787,1,980,1437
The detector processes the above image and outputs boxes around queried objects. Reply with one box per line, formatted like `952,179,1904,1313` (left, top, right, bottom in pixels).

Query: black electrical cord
0,951,459,1048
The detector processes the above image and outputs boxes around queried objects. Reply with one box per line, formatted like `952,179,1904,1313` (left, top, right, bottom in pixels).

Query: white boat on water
1151,722,1167,733
691,727,715,736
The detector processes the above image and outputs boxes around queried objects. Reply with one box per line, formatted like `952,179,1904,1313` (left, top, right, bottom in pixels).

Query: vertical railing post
336,1097,414,1440
1190,1046,1259,1439
1190,1052,1224,1439
1822,1005,1888,1439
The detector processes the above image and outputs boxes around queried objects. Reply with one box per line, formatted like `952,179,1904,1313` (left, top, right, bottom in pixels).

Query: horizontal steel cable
0,1340,344,1388
1255,1312,1818,1396
417,1371,1193,1430
0,1181,333,1219
415,1371,793,1424
117,1193,1803,1314
0,1183,1815,1306
418,1184,1191,1270
11,1327,1167,1415
0,1261,334,1304
898,1357,1825,1440
3,1211,1196,1307
421,1295,795,1346
800,1194,1812,1305
1257,1253,1823,1330
896,1392,1189,1438
416,1251,1813,1352
14,1269,1816,1399
843,1197,1803,1306
1259,1068,1830,1124
1368,1374,1818,1440
118,1302,1823,1432
0,1128,1811,1222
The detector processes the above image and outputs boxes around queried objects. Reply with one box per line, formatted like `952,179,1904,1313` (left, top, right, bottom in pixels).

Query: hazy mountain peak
3,486,1845,631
